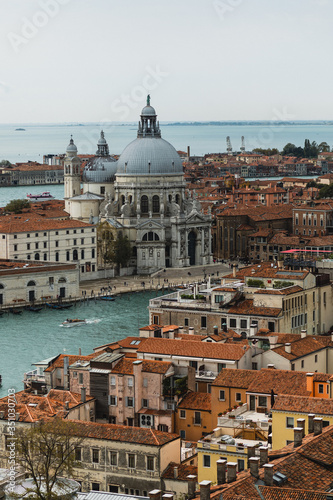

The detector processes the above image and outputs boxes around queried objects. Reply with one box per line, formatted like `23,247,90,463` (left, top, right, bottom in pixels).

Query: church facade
64,98,212,274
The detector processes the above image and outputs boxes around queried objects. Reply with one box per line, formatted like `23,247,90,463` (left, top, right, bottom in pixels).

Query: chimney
173,466,178,479
331,332,333,342
187,475,197,499
285,343,291,354
297,418,305,437
163,495,173,500
249,457,260,478
65,401,69,411
313,417,323,436
293,427,303,447
227,462,237,483
187,146,190,159
259,446,269,466
179,326,184,334
189,327,194,335
81,387,86,403
267,364,275,369
263,464,274,486
79,347,82,355
216,459,227,485
213,326,218,335
308,413,315,434
232,265,237,278
199,481,211,500
247,445,256,461
149,490,161,500
169,329,175,339
15,413,20,421
301,329,307,339
306,373,314,397
0,411,4,419
250,323,258,336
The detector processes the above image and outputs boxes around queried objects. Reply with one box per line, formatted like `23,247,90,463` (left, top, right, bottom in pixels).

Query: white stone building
65,98,212,274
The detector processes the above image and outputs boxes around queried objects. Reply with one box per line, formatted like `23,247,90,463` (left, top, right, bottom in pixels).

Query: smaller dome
141,105,156,116
66,136,77,154
97,130,107,145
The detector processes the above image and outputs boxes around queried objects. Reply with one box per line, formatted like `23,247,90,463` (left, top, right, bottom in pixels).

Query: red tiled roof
162,462,198,481
178,392,211,411
271,336,333,361
45,353,100,372
137,338,249,360
228,299,282,318
212,368,258,388
272,395,333,414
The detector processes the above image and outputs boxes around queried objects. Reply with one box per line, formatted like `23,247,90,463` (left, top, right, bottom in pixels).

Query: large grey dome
116,137,183,175
141,105,156,116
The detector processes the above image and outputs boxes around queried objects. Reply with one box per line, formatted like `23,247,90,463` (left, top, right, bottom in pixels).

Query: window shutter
108,395,111,405
125,397,128,407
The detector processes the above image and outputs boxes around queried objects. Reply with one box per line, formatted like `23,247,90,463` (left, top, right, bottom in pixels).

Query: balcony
23,370,45,383
196,370,217,380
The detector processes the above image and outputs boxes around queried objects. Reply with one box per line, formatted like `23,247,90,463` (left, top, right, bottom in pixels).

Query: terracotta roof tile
228,299,282,317
162,462,197,481
212,368,258,388
178,392,211,411
272,395,333,414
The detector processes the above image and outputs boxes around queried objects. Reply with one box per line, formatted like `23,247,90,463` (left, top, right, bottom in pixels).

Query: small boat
26,306,43,312
62,318,87,327
9,308,22,315
45,303,73,310
27,191,55,202
15,128,25,131
99,295,115,301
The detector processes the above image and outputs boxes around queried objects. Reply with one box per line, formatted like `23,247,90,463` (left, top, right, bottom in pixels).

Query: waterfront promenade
80,262,231,297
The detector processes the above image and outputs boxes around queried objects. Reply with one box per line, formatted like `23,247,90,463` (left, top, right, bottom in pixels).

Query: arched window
55,252,59,262
35,253,40,261
58,277,66,283
152,195,160,213
81,249,85,259
0,284,4,289
175,194,180,204
121,195,125,206
27,280,36,287
43,253,47,261
142,232,160,241
141,195,149,213
73,249,78,261
66,251,70,261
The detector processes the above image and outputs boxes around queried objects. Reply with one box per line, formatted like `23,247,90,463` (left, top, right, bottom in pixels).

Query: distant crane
226,136,232,155
240,136,245,153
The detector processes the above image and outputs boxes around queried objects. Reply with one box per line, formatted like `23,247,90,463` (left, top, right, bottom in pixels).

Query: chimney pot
65,401,69,411
187,475,197,499
308,413,315,434
199,481,211,500
247,445,256,460
301,329,307,338
173,466,178,479
216,459,227,485
263,464,274,486
249,457,260,478
294,427,303,447
189,327,194,335
259,446,269,466
296,418,305,437
227,462,237,483
81,387,86,404
285,343,291,353
313,417,323,436
163,495,173,500
149,490,161,500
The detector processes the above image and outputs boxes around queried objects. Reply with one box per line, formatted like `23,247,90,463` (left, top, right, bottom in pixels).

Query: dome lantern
138,95,161,138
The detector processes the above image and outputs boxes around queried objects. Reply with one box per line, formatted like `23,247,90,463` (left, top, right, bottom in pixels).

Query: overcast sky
1,0,332,123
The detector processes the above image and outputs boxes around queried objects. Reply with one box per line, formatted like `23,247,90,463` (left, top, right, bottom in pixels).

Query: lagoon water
0,290,166,398
1,122,333,165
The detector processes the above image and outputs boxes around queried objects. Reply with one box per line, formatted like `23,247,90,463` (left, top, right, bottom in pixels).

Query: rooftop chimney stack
213,326,218,335
301,329,307,338
199,481,211,500
187,475,197,499
189,327,194,335
169,329,175,339
179,326,184,334
227,463,237,483
173,466,178,479
81,387,86,404
249,457,260,478
259,446,269,466
247,445,256,461
149,490,162,500
285,343,291,354
163,495,173,500
313,417,323,436
263,464,274,486
216,459,227,485
297,418,305,437
65,401,69,411
293,427,303,447
308,413,315,434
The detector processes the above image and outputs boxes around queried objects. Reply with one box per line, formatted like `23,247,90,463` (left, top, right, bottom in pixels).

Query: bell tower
64,136,81,213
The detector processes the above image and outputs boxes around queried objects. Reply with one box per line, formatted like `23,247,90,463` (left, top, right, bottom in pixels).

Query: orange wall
175,409,212,442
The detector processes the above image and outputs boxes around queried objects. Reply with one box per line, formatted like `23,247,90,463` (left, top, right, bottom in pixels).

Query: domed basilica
64,97,212,274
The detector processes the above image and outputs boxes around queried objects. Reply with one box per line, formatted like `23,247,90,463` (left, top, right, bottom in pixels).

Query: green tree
282,143,304,157
15,418,82,500
4,198,30,213
318,184,333,199
252,148,279,156
318,142,330,153
111,232,132,272
304,139,318,158
0,160,12,167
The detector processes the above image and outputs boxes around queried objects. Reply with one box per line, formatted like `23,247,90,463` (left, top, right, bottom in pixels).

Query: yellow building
271,394,333,450
176,392,212,442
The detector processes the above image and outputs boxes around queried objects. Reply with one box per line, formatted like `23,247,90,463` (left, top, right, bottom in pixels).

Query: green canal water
0,290,166,398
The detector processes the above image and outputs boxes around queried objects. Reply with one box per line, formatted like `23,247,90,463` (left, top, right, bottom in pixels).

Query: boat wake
59,318,101,328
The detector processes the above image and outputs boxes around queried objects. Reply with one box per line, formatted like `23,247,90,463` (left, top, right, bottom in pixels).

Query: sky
1,0,333,123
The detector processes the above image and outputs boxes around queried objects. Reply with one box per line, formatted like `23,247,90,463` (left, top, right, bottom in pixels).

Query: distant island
15,128,26,131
